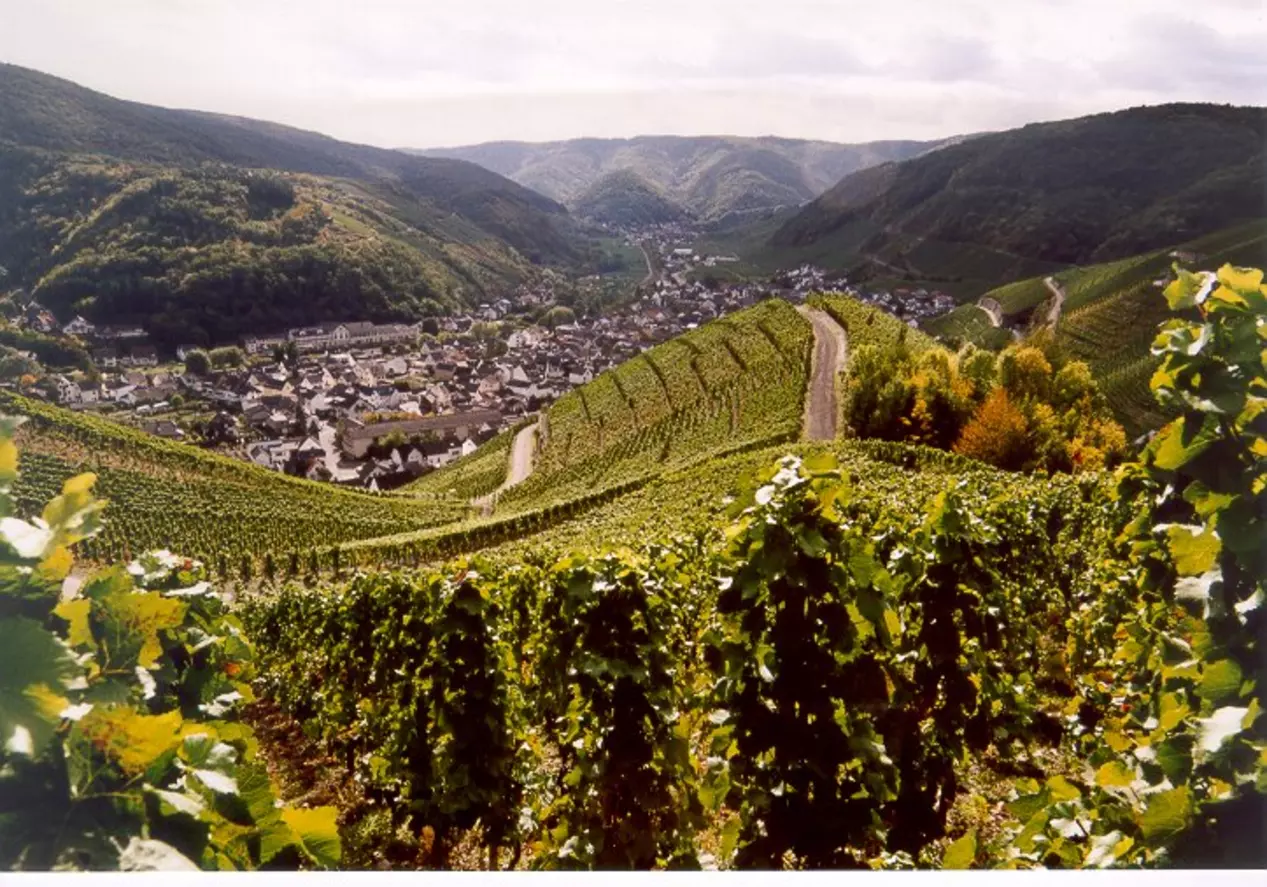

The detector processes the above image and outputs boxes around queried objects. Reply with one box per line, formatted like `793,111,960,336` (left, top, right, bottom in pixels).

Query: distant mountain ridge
768,103,1267,293
410,135,956,225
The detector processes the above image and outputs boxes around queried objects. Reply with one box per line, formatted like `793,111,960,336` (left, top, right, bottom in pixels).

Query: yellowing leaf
1218,265,1264,293
942,831,976,869
0,437,17,484
1165,524,1221,577
1095,760,1136,788
97,591,187,669
282,806,342,868
77,708,183,776
38,545,74,582
61,473,97,497
54,598,94,648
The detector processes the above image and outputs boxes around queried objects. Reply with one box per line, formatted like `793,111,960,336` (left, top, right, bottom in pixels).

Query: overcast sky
2,0,1264,148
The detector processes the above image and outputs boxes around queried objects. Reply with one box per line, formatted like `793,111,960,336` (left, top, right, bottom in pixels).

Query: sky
1,0,1264,149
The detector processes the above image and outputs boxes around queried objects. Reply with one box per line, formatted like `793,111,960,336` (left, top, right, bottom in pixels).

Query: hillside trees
842,339,1126,473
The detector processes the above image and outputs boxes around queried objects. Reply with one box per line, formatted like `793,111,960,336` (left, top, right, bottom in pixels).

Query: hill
770,103,1267,296
569,169,688,226
0,63,583,266
1,391,467,568
925,220,1267,437
413,135,951,226
0,151,545,346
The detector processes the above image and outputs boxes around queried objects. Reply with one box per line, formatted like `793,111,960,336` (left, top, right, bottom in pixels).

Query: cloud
0,0,1262,146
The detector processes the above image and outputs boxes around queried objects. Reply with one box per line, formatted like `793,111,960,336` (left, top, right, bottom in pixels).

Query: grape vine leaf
942,831,976,869
281,806,342,868
0,617,80,756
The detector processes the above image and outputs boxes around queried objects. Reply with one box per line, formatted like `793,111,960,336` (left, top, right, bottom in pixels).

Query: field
495,299,813,510
5,259,1264,872
3,391,467,566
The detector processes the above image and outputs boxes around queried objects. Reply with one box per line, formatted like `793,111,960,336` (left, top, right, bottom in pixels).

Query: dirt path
504,421,537,488
472,416,540,515
638,241,658,287
1042,277,1066,329
977,297,1003,327
797,306,849,441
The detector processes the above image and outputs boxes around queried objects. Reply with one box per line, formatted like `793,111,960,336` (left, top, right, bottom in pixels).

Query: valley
0,56,1263,875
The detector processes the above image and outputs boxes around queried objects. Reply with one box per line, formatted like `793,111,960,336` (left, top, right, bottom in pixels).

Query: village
7,227,957,491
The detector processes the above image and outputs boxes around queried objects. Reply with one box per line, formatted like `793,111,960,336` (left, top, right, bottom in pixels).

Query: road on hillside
472,416,540,515
504,421,537,487
797,306,850,441
637,241,660,288
1042,277,1066,329
977,297,1003,328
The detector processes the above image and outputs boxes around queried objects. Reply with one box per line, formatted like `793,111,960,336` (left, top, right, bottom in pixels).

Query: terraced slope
808,294,936,353
2,392,466,565
495,299,814,510
925,220,1267,436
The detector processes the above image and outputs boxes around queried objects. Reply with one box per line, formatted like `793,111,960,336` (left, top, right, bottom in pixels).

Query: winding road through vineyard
797,305,849,441
472,418,540,513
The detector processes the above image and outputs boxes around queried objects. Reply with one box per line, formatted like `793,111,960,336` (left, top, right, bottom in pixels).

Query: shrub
953,388,1031,470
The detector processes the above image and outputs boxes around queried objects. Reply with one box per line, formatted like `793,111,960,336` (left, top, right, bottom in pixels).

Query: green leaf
1084,830,1133,868
1199,658,1243,705
147,787,205,818
0,617,81,756
1094,761,1136,788
719,815,741,862
1150,417,1218,472
281,806,342,868
942,831,976,869
95,590,187,669
1138,786,1190,843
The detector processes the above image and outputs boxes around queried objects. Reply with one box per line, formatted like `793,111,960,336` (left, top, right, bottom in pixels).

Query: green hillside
497,299,813,509
570,169,689,226
0,63,616,343
0,63,582,266
926,220,1267,437
0,152,546,346
770,103,1265,294
2,391,466,566
417,134,954,226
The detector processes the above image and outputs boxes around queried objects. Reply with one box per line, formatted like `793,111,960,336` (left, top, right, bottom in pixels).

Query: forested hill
770,103,1267,288
569,169,688,226
0,63,582,266
412,135,954,225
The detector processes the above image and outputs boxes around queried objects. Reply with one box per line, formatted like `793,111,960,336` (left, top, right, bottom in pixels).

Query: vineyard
241,449,1114,869
493,300,814,510
806,293,935,353
235,263,1267,870
920,220,1267,437
2,392,468,566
